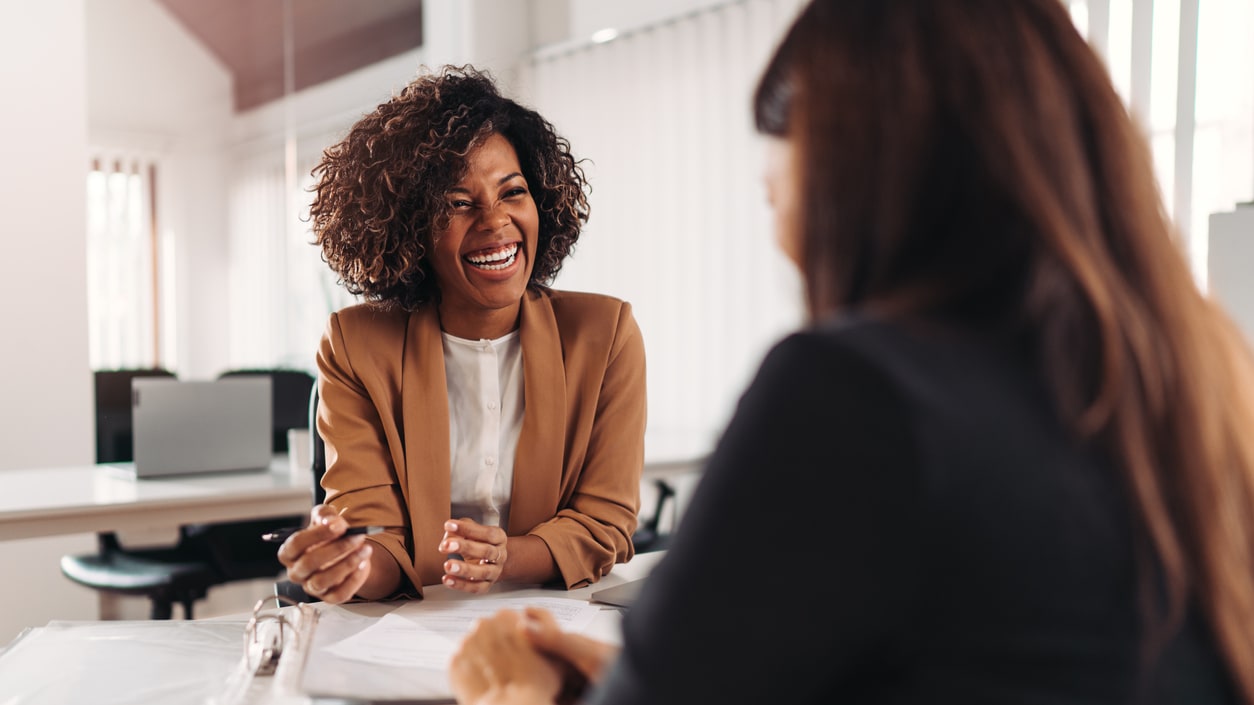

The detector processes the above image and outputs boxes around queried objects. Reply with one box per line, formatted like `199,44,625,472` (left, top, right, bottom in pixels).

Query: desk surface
0,456,312,541
266,550,667,704
318,547,663,616
0,551,667,705
0,446,698,542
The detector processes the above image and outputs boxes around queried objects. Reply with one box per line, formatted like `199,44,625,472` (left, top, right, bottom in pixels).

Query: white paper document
320,596,601,670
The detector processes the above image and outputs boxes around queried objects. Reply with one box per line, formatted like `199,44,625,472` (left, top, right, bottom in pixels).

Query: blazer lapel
402,306,452,586
509,290,566,534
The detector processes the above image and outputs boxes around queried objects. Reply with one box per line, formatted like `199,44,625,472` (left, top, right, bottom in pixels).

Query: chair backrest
94,368,178,463
270,382,326,605
309,382,327,505
218,368,316,453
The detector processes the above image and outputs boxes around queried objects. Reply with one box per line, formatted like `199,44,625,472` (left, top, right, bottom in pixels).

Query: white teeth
466,244,518,270
472,253,515,271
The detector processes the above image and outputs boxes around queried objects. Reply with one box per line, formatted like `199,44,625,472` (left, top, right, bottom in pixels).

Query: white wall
418,0,739,89
566,0,733,41
421,0,532,91
0,0,98,646
0,0,92,470
0,0,270,643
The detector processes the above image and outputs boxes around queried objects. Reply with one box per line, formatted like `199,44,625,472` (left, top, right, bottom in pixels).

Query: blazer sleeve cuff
529,525,613,590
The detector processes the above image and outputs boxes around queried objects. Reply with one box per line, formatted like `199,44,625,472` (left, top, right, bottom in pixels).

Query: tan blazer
315,288,646,595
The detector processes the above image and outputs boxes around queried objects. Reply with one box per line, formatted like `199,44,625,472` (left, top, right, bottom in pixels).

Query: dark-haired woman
448,0,1254,703
277,66,646,604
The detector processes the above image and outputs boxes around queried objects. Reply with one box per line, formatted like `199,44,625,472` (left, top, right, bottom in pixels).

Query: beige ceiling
155,0,424,112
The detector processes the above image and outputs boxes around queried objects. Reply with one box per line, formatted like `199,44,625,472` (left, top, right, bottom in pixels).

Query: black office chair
632,479,678,553
218,368,317,453
176,369,318,597
93,368,177,464
62,369,221,619
274,382,326,604
309,381,327,505
60,368,312,619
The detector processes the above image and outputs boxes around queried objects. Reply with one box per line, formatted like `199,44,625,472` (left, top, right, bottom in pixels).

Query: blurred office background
0,0,1251,643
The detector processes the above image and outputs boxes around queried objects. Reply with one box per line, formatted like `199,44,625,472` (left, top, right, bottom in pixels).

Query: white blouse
442,330,524,529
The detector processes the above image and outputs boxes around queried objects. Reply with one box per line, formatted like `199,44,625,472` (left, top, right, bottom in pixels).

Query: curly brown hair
309,65,590,310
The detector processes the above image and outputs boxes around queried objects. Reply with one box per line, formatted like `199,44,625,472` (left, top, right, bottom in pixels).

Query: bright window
86,155,160,370
1069,0,1254,286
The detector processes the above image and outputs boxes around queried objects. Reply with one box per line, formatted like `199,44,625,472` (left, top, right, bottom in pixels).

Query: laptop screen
129,377,273,477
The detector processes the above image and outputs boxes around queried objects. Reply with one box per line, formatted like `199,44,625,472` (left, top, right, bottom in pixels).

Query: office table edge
0,461,312,541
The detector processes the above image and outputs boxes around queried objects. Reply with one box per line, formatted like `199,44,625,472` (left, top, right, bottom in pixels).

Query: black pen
260,525,385,543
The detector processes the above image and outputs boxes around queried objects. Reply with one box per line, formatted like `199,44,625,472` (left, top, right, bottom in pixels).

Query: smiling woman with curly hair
278,65,646,605
310,65,589,311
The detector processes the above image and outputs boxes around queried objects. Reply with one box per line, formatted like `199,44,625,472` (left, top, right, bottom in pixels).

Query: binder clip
243,594,301,677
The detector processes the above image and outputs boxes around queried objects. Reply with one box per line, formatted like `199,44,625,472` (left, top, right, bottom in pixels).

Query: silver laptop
129,377,273,478
590,578,647,608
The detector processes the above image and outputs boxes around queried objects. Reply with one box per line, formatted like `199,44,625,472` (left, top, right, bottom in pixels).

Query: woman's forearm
499,534,559,585
355,543,403,599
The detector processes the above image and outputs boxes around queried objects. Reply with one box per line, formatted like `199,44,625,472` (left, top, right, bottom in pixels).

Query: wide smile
463,242,519,271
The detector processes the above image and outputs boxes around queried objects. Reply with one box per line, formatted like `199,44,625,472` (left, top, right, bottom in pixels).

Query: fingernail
445,521,458,532
447,541,459,552
444,576,455,586
450,563,461,574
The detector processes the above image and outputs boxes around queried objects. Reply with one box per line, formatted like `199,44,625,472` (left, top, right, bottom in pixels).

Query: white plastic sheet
0,620,246,705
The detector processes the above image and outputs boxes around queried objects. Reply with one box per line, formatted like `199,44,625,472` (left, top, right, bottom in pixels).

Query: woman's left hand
450,609,561,705
440,518,508,593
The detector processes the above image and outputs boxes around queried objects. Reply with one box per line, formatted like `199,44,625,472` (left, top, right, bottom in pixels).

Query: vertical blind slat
522,0,806,446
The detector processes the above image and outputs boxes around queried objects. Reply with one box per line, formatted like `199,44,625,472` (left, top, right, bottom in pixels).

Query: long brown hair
758,0,1254,699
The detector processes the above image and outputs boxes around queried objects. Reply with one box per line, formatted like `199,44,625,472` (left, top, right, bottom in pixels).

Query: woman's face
763,135,801,267
429,132,540,339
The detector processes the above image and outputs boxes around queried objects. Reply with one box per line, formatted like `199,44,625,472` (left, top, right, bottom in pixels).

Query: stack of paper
299,595,606,702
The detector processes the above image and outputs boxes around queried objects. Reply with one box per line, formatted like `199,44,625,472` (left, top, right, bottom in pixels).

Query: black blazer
588,315,1236,705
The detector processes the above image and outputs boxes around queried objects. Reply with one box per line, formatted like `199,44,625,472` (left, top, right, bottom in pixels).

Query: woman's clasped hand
451,607,619,705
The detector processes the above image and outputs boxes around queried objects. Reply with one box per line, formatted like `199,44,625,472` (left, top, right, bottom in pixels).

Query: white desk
0,451,697,543
0,439,703,543
256,549,666,704
0,551,667,705
309,547,664,629
0,456,312,541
